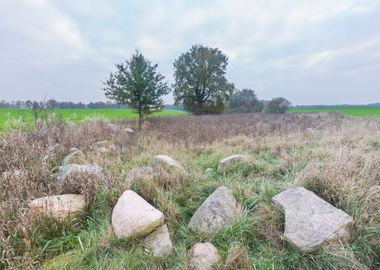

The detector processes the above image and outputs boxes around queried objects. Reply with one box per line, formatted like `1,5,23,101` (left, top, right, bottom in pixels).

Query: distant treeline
0,100,184,110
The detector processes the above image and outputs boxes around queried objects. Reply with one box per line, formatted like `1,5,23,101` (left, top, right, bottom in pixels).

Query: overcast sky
0,0,379,105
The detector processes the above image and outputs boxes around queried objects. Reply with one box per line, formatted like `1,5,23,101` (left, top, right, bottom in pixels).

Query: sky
0,0,379,105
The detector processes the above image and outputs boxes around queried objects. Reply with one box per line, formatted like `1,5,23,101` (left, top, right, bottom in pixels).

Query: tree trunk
138,111,144,130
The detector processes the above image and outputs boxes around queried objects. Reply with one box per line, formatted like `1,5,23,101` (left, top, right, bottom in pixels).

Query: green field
0,108,187,129
290,106,380,118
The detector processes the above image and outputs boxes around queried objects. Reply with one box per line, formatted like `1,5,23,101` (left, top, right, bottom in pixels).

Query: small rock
205,168,214,174
219,155,249,168
57,164,102,181
153,155,185,172
188,242,220,270
188,186,241,235
2,169,27,179
112,190,164,238
29,194,85,220
62,150,87,167
125,167,154,187
272,187,354,252
144,224,173,257
224,243,254,270
125,127,134,133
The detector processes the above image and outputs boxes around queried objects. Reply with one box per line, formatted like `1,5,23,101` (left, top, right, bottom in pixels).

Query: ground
290,106,380,118
0,112,379,269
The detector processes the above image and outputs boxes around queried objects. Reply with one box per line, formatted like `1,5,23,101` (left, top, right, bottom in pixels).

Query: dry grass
0,113,379,269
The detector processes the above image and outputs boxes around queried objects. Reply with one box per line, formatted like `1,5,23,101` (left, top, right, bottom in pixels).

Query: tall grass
0,113,379,269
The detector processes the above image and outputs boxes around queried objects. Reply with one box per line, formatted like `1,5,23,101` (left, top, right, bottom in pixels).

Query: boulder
62,150,87,167
153,155,185,172
29,194,85,220
224,243,254,270
188,186,241,235
188,242,220,270
144,224,173,257
219,155,249,168
112,190,164,238
57,164,102,181
272,187,354,252
125,167,154,187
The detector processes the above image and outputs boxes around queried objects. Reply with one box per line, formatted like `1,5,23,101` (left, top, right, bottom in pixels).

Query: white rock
57,164,102,181
29,194,85,220
219,155,249,168
188,243,220,270
153,155,185,172
144,224,173,257
112,190,164,238
188,186,241,235
125,127,134,133
205,168,214,174
272,187,354,252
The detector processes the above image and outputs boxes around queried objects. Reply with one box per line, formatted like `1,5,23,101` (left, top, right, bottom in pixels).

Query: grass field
0,108,187,129
290,106,380,118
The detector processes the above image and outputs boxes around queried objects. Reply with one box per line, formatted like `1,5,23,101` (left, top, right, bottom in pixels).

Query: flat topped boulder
272,187,354,252
144,224,173,258
57,164,102,181
219,154,249,168
153,155,185,172
188,242,220,270
112,190,164,238
188,186,241,235
29,194,85,220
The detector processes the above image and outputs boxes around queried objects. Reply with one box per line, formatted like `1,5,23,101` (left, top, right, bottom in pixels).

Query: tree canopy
103,51,170,127
266,97,291,113
229,89,264,112
173,45,234,114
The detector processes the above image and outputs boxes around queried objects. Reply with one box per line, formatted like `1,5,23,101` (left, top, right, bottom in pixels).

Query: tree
103,51,170,129
266,97,291,113
229,89,264,112
173,45,234,114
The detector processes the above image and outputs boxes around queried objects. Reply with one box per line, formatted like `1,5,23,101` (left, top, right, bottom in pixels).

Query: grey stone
62,150,87,167
112,190,164,238
188,242,220,270
272,187,354,252
153,155,185,172
219,155,249,168
29,194,85,220
57,164,102,181
188,186,242,235
144,224,173,257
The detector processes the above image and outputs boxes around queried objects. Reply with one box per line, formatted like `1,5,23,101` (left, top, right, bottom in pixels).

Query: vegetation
229,89,264,113
0,108,186,130
103,51,170,128
266,97,291,113
290,105,380,118
173,45,234,114
0,113,379,269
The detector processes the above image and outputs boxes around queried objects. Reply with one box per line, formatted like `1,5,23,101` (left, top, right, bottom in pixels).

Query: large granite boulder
218,155,249,169
188,242,220,270
153,155,185,172
188,186,241,235
57,164,102,181
144,224,173,258
112,190,164,238
62,150,87,167
272,187,354,252
29,194,85,220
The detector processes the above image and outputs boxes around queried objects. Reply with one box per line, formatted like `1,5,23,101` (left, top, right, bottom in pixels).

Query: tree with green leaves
173,45,234,114
103,51,170,129
266,97,291,113
229,88,264,112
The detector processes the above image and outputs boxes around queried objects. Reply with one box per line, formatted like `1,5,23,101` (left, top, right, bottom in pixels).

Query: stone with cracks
188,186,241,235
188,242,220,270
112,190,164,238
153,155,185,172
272,187,354,252
219,154,249,168
29,194,85,220
57,164,102,181
144,224,173,257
